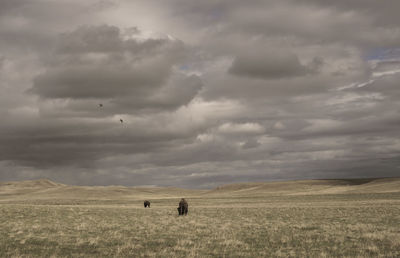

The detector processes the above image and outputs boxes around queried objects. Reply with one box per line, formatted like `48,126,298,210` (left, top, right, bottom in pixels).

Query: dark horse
144,200,150,208
177,198,188,215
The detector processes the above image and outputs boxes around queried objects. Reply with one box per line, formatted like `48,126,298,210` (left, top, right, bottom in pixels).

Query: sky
1,0,400,188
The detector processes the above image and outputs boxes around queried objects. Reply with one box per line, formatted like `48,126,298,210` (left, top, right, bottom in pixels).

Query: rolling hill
0,177,399,203
0,179,205,203
207,177,400,196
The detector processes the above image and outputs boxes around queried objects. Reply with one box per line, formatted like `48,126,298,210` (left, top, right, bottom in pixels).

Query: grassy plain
0,178,399,257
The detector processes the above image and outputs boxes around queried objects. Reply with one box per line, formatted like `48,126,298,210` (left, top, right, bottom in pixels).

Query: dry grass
0,178,399,257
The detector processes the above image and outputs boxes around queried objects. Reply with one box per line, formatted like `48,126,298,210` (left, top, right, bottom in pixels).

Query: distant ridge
0,177,399,202
0,179,204,201
0,178,65,188
209,177,400,196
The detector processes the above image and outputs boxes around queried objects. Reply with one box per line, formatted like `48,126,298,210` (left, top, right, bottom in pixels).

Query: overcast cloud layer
1,0,399,188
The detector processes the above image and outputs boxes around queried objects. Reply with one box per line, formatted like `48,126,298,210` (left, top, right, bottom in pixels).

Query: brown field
1,178,399,257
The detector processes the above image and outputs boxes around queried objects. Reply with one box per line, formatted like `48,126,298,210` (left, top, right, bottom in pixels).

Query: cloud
30,25,181,98
28,25,201,114
228,50,313,79
1,0,400,187
217,122,264,135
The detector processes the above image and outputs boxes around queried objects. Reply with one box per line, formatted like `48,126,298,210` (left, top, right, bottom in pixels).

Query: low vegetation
0,178,399,257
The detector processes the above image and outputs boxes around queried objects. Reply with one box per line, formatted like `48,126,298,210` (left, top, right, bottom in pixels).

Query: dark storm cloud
228,50,317,79
28,25,201,114
30,25,183,99
0,110,198,168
